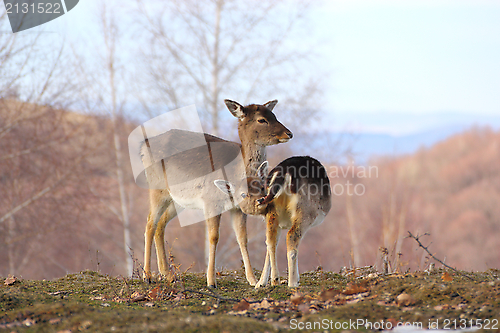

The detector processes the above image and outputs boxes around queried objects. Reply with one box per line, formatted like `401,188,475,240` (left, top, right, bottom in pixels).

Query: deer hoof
143,272,152,284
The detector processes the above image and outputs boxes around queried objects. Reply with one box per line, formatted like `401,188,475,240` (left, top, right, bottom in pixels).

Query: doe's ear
263,100,278,111
224,99,245,119
214,180,234,195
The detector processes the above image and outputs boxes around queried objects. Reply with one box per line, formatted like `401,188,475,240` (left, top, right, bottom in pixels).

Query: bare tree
0,11,113,279
0,100,102,277
65,4,136,276
100,5,134,277
134,0,321,133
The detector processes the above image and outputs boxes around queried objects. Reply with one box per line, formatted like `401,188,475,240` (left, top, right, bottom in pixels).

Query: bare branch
407,231,475,281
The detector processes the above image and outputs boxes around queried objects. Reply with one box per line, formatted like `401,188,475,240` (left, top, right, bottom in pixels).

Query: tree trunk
7,216,15,274
346,193,361,267
113,120,133,276
205,0,223,267
105,10,133,276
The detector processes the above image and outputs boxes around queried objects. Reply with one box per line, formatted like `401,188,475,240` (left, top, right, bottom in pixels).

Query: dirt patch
1,268,499,332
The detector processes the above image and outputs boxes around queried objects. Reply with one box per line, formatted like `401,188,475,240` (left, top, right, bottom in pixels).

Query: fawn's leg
266,210,281,286
256,250,271,288
286,218,305,288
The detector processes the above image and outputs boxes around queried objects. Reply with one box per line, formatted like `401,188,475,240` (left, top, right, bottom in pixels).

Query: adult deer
216,156,331,287
141,100,292,287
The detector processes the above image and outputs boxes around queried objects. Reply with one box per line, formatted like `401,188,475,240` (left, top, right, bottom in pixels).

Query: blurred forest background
1,0,499,280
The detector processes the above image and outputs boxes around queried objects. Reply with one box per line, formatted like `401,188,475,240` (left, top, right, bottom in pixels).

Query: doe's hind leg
144,205,167,281
154,202,179,282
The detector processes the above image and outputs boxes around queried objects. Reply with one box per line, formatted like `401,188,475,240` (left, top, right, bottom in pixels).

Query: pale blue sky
312,0,500,134
11,0,500,136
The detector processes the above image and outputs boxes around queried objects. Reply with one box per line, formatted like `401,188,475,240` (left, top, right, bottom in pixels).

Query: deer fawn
216,156,331,287
141,100,292,287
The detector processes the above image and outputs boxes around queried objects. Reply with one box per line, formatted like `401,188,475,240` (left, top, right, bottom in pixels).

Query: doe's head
224,99,293,146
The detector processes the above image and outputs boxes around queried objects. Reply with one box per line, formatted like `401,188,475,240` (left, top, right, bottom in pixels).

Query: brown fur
142,100,292,287
236,156,332,287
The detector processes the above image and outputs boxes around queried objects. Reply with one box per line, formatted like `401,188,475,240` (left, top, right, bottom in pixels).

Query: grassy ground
1,267,499,332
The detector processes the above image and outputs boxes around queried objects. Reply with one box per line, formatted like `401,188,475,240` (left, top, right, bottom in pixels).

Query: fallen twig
407,231,475,281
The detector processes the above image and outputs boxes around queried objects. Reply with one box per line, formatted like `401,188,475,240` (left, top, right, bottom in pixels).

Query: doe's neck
241,142,267,177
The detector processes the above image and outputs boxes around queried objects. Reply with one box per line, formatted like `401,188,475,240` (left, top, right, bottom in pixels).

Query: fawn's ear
214,180,234,195
283,173,292,192
265,171,288,200
224,99,245,119
263,100,278,111
256,161,268,181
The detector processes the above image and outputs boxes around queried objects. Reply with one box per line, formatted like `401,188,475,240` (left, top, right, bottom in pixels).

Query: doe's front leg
231,209,257,286
205,213,221,288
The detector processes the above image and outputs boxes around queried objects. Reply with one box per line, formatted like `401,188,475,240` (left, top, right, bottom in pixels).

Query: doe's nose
286,131,293,139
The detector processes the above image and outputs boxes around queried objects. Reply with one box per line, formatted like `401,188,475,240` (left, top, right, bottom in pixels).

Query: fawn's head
214,161,271,216
224,99,293,147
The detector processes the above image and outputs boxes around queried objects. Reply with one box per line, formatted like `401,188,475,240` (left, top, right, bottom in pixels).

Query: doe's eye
258,118,268,124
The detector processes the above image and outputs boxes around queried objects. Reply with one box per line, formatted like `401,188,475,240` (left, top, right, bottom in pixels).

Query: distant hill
297,127,500,273
346,124,481,162
327,111,500,163
294,121,500,164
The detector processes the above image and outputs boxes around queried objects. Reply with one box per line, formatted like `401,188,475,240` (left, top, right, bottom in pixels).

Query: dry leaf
148,286,160,301
387,318,398,327
49,318,62,325
396,293,416,306
290,292,304,305
309,303,323,312
259,298,271,309
173,292,186,301
4,275,17,286
130,292,147,302
441,272,453,282
320,288,340,301
342,282,369,295
78,320,92,330
298,303,309,313
233,299,250,311
23,318,35,327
